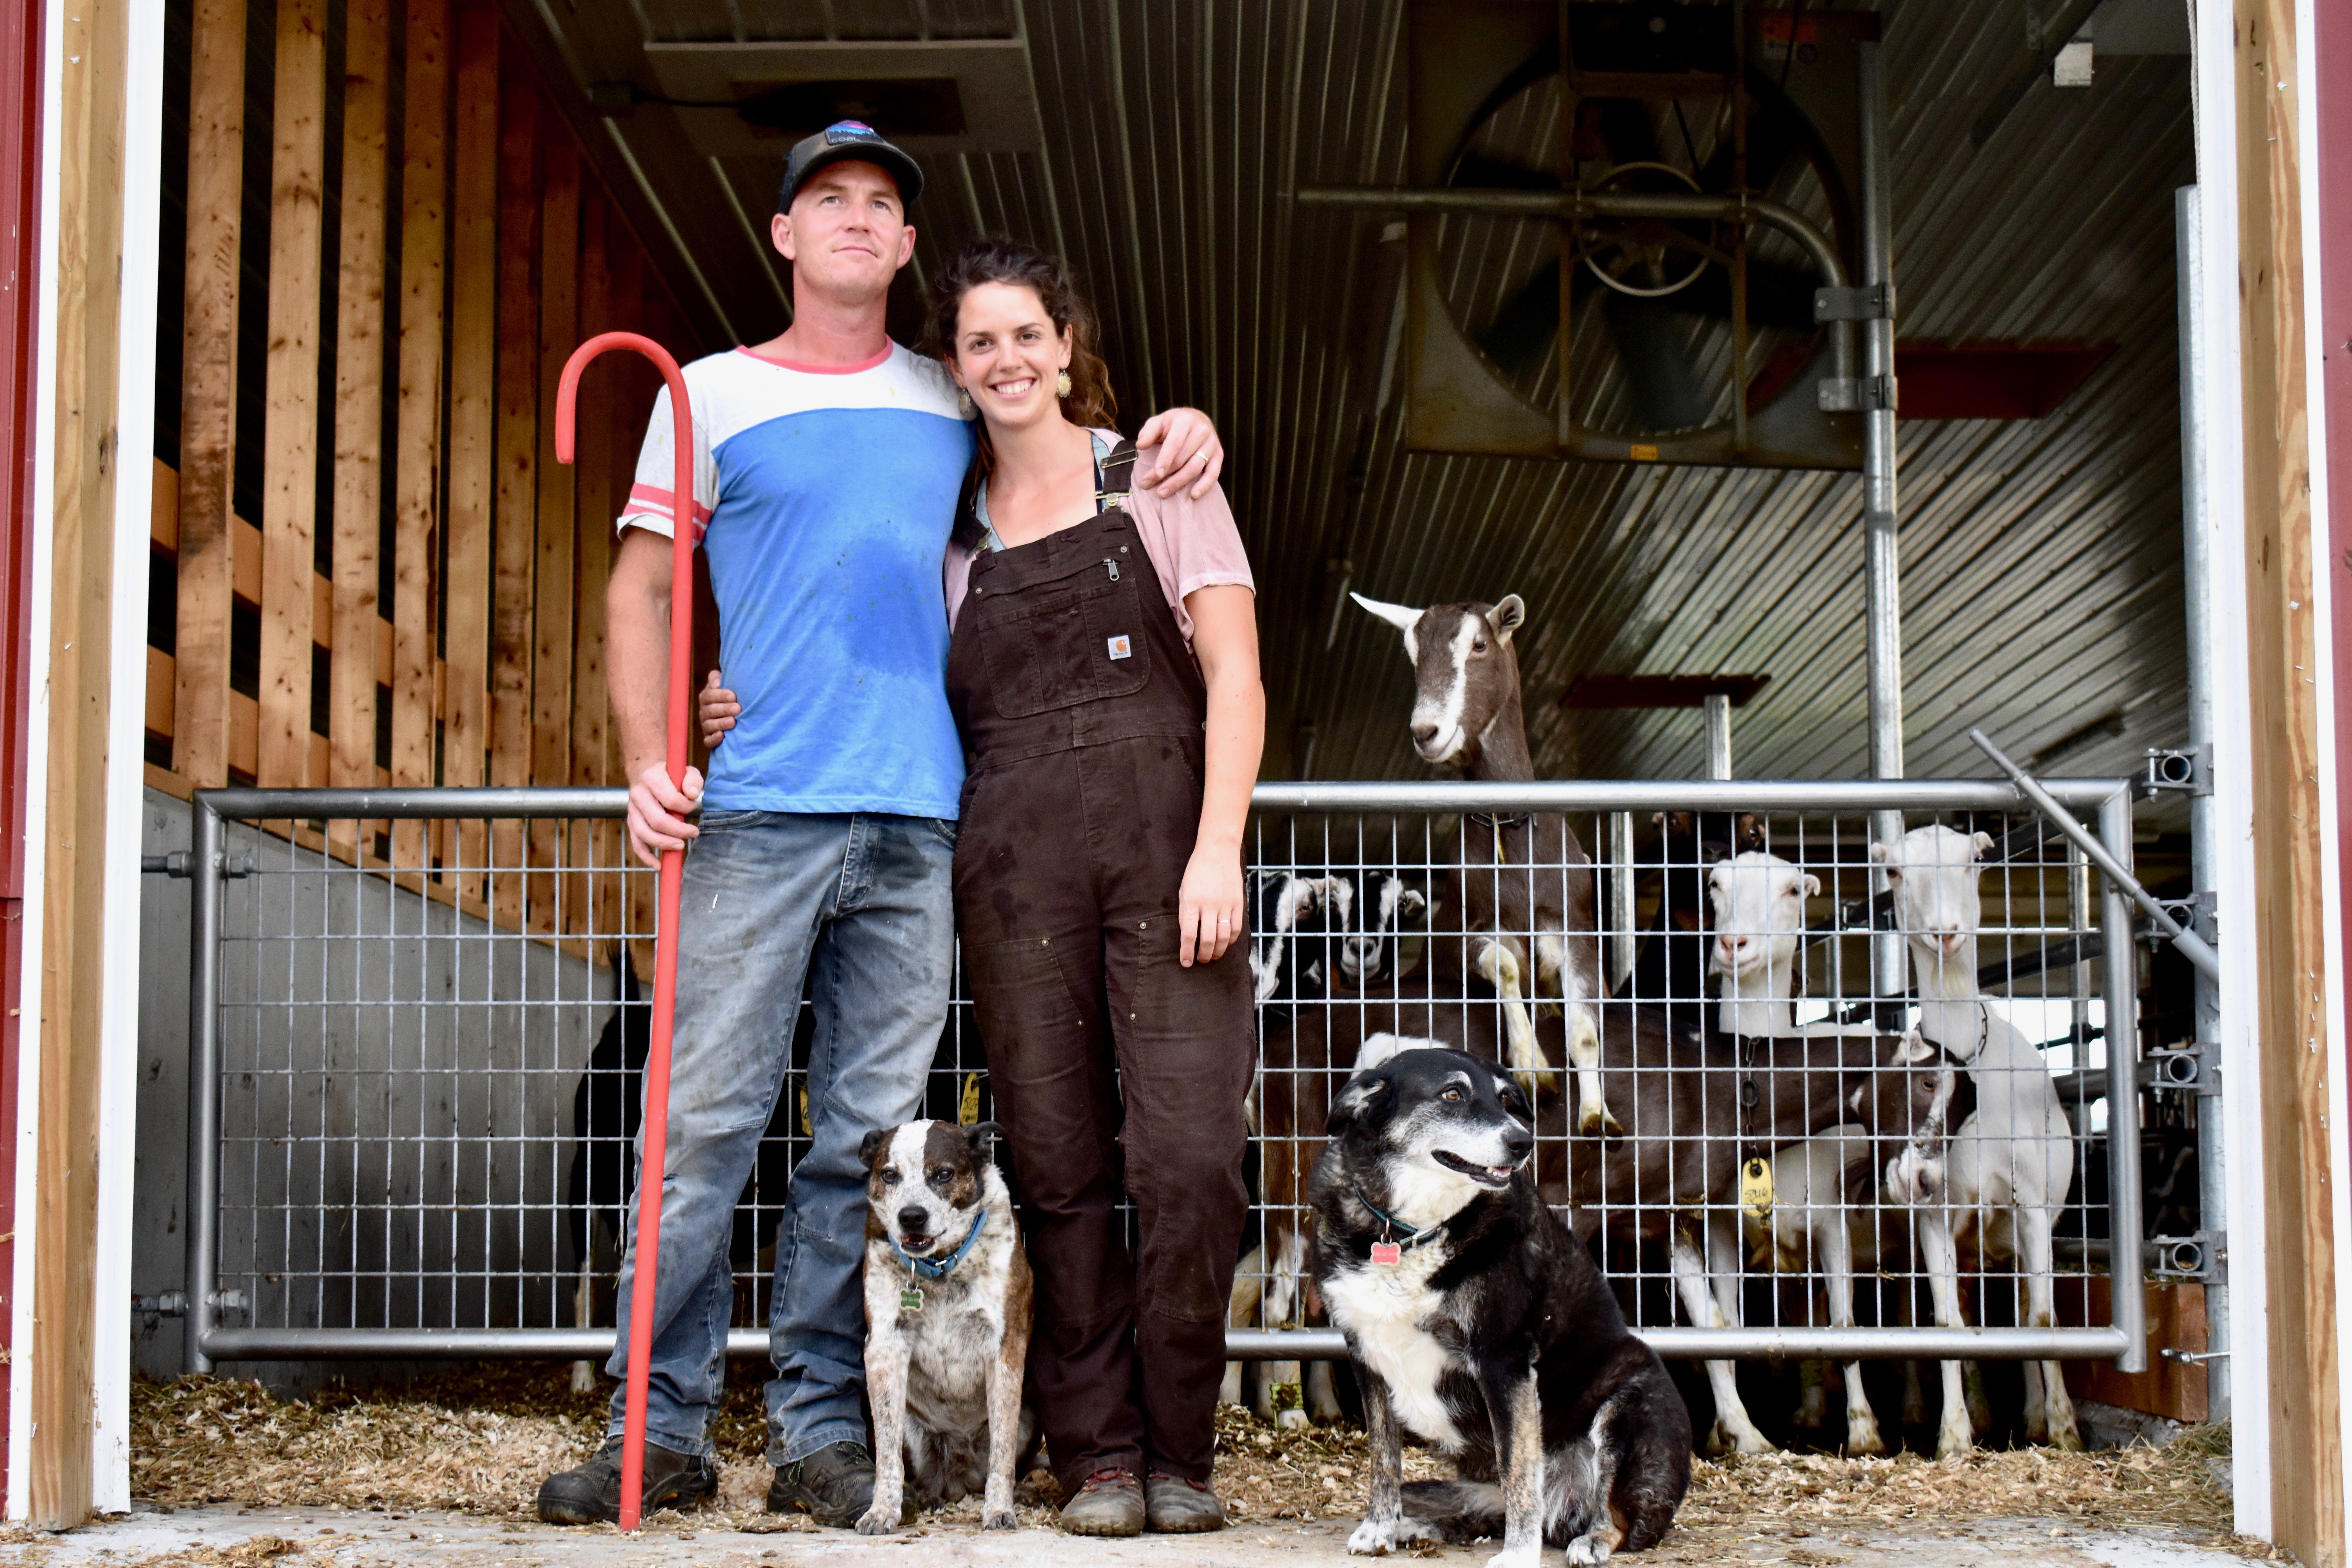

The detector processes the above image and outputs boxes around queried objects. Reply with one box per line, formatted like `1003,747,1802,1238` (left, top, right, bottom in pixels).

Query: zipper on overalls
1103,557,1120,581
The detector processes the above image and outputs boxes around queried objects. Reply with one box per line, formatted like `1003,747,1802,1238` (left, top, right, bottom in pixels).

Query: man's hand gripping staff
555,332,695,1535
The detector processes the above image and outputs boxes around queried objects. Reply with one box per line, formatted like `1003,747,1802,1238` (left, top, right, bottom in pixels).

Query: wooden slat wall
256,0,328,789
531,138,580,936
172,0,245,787
488,68,535,924
328,0,390,844
149,0,701,951
390,0,449,874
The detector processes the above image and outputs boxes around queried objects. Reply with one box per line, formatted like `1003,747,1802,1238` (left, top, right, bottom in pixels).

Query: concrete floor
4,1508,2257,1568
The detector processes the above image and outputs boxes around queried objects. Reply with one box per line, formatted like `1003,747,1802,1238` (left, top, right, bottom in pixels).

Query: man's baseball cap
779,120,924,212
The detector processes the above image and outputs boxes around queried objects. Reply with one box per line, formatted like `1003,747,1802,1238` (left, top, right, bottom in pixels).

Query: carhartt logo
1107,635,1132,661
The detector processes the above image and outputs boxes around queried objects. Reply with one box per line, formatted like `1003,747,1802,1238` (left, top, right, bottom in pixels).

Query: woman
702,236,1262,1537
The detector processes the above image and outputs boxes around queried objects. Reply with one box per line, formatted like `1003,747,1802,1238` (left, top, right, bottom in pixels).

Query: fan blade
1601,292,1713,433
1478,260,1563,377
1449,152,1561,192
1670,257,1820,332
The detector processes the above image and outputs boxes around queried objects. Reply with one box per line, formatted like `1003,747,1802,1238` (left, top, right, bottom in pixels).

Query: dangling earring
1056,370,1073,398
958,390,974,419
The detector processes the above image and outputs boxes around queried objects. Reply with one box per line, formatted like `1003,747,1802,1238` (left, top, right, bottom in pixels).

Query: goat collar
1916,998,1992,1060
892,1207,990,1281
1352,1188,1447,1254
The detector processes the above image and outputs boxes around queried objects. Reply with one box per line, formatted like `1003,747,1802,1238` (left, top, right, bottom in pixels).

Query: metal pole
2175,182,2229,1417
182,797,224,1374
1703,693,1732,780
1858,39,1908,1007
185,1322,2131,1364
1294,185,1856,388
1608,811,1636,993
2100,787,2149,1374
1970,729,2221,980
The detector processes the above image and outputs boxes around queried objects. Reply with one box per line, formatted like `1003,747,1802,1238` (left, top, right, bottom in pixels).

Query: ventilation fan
1312,2,1878,469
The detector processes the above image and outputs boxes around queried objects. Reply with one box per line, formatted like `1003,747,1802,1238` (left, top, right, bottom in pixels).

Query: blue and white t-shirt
619,342,975,817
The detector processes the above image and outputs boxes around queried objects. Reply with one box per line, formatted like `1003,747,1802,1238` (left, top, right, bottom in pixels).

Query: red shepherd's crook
555,332,693,1534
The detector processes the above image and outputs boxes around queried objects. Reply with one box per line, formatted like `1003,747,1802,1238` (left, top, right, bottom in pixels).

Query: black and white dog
855,1120,1033,1534
1312,1049,1690,1564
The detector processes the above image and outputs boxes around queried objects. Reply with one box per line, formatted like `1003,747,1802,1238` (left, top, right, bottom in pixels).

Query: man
535,122,1224,1526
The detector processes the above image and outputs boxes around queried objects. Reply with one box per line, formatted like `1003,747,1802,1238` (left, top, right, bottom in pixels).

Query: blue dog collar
894,1207,989,1281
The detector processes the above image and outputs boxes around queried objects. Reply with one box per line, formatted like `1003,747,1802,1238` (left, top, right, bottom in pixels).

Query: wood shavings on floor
130,1370,2245,1550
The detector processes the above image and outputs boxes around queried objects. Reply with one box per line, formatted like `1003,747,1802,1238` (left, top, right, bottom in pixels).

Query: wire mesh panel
183,781,2152,1380
1235,800,2133,1400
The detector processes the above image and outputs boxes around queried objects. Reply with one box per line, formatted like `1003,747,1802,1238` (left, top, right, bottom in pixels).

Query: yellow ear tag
1740,1158,1775,1220
799,1085,812,1137
959,1073,981,1126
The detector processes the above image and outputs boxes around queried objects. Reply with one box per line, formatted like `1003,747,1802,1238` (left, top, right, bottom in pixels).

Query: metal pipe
197,785,628,820
183,799,223,1375
191,1323,2132,1364
1247,778,2129,815
1857,40,1909,1010
1703,693,1732,780
194,779,2136,826
2175,182,2229,1418
1969,730,2221,981
1608,811,1637,993
1293,184,1855,386
2101,787,2151,1374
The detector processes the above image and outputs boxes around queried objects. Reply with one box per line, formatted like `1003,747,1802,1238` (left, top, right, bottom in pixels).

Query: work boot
535,1435,717,1525
768,1440,877,1527
1058,1469,1146,1537
1145,1472,1227,1533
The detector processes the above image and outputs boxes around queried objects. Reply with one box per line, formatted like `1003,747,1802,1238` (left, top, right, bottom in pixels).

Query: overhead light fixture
635,40,1044,160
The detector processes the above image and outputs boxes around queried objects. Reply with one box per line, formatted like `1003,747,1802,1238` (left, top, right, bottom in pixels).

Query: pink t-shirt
942,428,1254,650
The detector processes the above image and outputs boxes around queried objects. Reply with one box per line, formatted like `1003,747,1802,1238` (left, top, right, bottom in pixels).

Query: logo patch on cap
825,120,880,145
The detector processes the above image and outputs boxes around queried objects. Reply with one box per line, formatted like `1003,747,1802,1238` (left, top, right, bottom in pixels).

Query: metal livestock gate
172,779,2164,1379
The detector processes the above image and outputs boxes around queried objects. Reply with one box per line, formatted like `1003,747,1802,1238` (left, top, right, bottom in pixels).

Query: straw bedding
128,1368,2251,1552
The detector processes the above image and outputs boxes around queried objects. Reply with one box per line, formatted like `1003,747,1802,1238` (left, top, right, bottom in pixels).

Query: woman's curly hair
921,235,1118,434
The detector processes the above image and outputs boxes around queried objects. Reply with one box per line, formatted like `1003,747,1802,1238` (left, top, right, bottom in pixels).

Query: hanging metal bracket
1818,374,1896,413
2147,1231,2227,1282
1814,283,1895,321
2142,743,2212,798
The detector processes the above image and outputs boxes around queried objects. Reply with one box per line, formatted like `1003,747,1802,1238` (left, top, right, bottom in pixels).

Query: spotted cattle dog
855,1120,1034,1533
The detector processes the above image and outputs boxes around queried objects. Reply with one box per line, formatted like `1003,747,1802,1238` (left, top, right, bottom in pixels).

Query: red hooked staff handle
555,331,692,1534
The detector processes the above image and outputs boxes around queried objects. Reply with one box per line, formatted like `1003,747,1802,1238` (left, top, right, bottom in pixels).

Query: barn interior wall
147,0,705,814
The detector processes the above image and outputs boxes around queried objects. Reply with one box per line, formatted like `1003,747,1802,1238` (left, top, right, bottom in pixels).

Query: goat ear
1403,889,1428,915
1488,594,1526,645
1802,872,1821,898
1971,830,1994,860
858,1127,891,1171
1350,592,1423,633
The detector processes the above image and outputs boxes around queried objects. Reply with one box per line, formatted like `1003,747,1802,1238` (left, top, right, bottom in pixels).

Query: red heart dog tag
1370,1242,1402,1267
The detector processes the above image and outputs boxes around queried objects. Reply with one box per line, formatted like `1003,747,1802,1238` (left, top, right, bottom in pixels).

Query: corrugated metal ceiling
516,0,2193,786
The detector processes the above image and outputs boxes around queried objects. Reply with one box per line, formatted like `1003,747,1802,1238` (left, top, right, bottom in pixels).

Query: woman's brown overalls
945,446,1255,1492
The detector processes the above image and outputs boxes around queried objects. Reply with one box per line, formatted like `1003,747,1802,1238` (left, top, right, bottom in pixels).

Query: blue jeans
602,810,956,1462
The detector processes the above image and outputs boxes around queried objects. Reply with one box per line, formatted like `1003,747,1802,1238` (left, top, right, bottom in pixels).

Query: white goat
1666,850,1939,1456
1874,824,2083,1456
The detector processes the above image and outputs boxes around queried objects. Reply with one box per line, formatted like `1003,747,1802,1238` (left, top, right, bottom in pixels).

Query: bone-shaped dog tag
1739,1158,1775,1220
900,1287,924,1314
1370,1241,1402,1267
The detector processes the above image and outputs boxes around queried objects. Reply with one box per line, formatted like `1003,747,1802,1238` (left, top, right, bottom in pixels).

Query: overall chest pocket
974,556,1152,719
